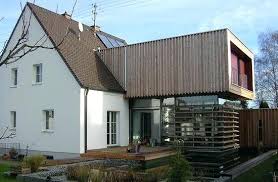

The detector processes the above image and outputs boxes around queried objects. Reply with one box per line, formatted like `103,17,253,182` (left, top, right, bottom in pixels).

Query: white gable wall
0,6,81,156
84,89,129,150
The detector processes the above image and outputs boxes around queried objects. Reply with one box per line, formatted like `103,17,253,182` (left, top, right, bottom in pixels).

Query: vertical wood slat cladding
99,29,229,98
239,109,278,149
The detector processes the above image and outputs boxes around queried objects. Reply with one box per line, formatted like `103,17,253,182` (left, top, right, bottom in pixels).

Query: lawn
233,154,278,182
0,163,17,182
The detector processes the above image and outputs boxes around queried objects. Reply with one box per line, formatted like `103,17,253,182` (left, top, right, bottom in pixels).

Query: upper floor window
10,111,16,129
11,68,18,87
33,64,42,84
43,110,54,132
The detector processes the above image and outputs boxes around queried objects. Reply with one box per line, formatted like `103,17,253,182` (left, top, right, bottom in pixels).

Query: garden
0,147,192,182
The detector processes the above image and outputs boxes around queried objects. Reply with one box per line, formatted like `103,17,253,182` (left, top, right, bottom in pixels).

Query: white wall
85,90,129,150
0,6,81,155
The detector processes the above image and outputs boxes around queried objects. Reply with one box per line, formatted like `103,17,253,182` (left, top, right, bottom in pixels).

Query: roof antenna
92,2,97,32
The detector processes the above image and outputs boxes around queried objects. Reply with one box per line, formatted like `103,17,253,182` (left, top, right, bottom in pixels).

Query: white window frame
11,68,18,87
33,64,42,84
107,111,119,146
42,110,54,133
10,111,16,130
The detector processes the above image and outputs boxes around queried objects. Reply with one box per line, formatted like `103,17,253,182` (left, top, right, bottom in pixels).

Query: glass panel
45,111,49,130
35,65,42,83
14,112,16,128
107,36,120,47
112,134,116,144
14,69,17,85
116,40,125,47
97,33,113,48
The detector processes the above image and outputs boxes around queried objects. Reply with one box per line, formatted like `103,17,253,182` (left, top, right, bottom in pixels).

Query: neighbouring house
0,2,255,177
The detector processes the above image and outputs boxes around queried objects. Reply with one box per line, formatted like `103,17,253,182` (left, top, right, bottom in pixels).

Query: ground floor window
43,110,54,131
107,111,118,146
10,111,16,129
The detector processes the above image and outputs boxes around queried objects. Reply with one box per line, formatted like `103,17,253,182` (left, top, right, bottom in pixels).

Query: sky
0,0,278,55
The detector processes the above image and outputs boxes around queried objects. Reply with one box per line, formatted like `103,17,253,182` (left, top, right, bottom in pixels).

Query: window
11,68,18,87
107,111,118,146
33,64,42,84
43,110,54,131
231,52,239,85
10,111,16,129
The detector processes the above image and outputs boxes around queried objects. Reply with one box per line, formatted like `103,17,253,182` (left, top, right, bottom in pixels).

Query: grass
233,154,278,182
0,163,17,182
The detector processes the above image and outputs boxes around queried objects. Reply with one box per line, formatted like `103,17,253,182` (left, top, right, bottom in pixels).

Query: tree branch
0,127,15,140
0,0,78,67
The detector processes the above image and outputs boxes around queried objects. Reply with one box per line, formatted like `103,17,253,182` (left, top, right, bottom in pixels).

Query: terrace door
140,112,152,142
107,111,118,146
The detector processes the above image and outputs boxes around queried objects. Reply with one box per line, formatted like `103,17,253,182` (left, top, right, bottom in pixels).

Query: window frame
42,109,54,133
107,111,119,146
33,64,43,84
11,68,18,87
10,111,16,130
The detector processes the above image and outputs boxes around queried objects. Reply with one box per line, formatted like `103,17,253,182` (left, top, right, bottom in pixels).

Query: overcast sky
1,0,278,54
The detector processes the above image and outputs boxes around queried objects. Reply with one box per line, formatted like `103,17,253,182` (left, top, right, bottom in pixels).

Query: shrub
168,150,192,182
22,155,46,172
9,148,18,159
66,165,90,182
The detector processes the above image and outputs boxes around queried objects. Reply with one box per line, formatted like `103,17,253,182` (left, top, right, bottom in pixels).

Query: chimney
91,25,101,32
61,11,71,19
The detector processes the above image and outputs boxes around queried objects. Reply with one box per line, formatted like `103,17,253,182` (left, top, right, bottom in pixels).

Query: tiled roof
28,3,125,93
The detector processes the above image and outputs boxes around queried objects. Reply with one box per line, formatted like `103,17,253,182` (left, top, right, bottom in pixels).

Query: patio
81,146,176,161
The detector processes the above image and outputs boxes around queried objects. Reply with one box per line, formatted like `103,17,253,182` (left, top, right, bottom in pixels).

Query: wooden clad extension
239,109,278,149
99,29,254,99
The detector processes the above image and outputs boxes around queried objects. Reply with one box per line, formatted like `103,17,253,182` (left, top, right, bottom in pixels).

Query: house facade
0,3,129,158
0,3,255,175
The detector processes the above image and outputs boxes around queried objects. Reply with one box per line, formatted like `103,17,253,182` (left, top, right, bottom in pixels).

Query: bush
168,150,192,182
66,165,90,182
9,148,18,159
22,155,46,173
259,100,269,108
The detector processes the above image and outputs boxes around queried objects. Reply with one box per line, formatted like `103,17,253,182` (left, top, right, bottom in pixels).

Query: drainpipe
84,88,89,153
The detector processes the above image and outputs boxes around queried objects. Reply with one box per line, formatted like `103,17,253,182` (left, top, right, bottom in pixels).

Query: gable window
33,64,42,84
43,110,54,132
11,68,18,87
10,111,16,129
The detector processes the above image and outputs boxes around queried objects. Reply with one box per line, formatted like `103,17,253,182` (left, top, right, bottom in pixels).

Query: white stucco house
0,3,129,159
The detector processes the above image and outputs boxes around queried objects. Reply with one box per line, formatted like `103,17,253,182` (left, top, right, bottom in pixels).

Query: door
107,111,118,146
140,112,152,141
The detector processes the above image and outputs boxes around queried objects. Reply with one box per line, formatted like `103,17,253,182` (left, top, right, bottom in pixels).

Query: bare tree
0,17,4,22
0,0,78,68
255,30,278,108
0,127,15,140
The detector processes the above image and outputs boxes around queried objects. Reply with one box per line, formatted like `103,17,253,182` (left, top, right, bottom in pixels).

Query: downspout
84,88,89,153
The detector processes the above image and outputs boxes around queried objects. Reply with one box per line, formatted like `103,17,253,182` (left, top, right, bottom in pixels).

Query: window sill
42,130,54,133
10,85,17,88
231,83,253,92
32,82,43,86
